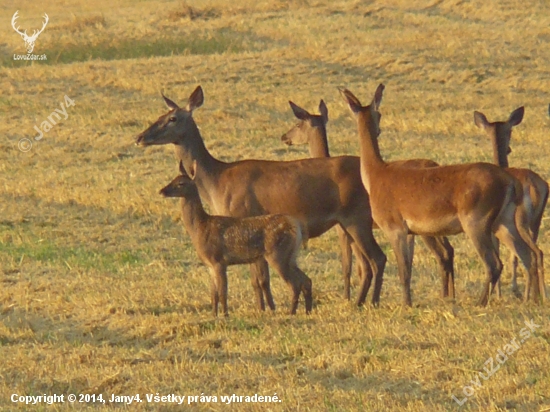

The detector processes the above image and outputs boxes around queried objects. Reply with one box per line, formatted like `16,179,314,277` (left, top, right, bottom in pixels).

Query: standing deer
160,161,313,316
281,100,456,299
136,86,386,309
11,11,49,54
340,84,543,306
474,107,547,299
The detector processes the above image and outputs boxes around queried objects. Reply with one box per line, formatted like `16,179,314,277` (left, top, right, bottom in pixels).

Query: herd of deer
135,84,548,317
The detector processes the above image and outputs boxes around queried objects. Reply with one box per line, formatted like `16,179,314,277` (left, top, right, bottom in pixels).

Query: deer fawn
281,100,456,299
340,84,543,306
474,107,547,300
160,161,313,316
136,86,386,309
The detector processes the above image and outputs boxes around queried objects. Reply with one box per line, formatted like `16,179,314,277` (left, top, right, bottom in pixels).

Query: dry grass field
2,0,550,410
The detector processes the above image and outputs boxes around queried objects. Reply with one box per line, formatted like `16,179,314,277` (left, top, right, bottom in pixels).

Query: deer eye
169,116,177,122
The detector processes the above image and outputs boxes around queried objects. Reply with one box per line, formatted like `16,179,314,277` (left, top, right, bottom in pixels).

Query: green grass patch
0,238,144,272
2,30,246,67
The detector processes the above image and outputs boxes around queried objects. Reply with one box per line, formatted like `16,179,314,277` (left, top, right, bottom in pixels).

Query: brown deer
136,86,386,309
340,84,543,306
281,100,456,299
474,107,548,299
160,161,312,316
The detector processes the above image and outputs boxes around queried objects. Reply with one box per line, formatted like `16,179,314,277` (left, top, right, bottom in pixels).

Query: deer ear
372,84,384,110
319,100,328,124
289,101,310,120
338,87,362,114
162,93,179,110
474,111,490,129
188,160,198,180
508,106,524,127
187,86,204,111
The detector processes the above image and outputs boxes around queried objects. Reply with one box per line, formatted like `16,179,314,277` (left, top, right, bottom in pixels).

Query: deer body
341,84,542,306
281,100,455,299
160,165,313,316
136,86,386,309
474,107,548,299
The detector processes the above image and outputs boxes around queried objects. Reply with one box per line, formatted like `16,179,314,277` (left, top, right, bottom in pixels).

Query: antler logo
11,10,49,54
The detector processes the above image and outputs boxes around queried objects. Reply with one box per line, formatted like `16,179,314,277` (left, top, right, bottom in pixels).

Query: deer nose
135,134,145,145
281,134,292,145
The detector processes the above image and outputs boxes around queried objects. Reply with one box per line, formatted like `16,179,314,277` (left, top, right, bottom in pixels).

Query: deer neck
492,137,509,168
173,121,226,210
309,127,330,158
355,111,385,194
357,111,384,167
179,195,210,246
172,120,220,169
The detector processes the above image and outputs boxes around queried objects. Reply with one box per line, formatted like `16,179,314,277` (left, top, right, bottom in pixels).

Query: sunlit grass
1,0,550,410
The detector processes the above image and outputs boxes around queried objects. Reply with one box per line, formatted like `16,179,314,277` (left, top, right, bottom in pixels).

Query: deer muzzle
135,133,147,146
281,133,292,146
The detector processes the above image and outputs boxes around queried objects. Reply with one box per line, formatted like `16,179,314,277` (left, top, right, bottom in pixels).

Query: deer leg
492,236,503,299
351,242,373,306
497,205,545,303
521,184,547,301
406,234,415,270
209,266,220,317
290,265,313,315
343,221,386,307
515,204,543,303
249,263,265,311
219,266,229,317
267,254,312,315
210,265,228,317
463,224,502,307
510,255,521,297
336,224,353,300
420,236,455,299
299,267,314,314
250,259,276,311
387,230,414,307
495,225,537,303
530,182,548,243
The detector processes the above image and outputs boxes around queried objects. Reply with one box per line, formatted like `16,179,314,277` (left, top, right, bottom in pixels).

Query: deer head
281,100,330,158
135,86,204,147
159,161,198,198
12,11,49,54
474,106,524,168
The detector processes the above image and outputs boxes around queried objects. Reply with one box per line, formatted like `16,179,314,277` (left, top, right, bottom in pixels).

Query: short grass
1,0,550,410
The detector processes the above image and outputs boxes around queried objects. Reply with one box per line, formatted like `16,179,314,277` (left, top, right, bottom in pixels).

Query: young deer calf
160,162,313,316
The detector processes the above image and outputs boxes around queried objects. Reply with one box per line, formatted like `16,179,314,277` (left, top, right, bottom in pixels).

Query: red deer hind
474,107,547,300
135,86,386,309
281,99,456,300
340,83,543,306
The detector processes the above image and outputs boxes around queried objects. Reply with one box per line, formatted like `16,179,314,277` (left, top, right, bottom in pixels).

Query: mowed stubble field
1,0,550,410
